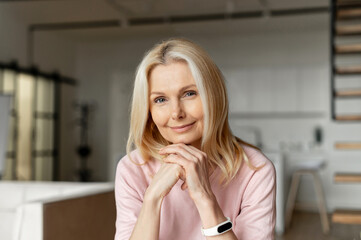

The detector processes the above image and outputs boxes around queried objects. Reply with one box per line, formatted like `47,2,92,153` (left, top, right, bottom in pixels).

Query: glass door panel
16,74,34,181
34,157,53,181
2,158,14,180
36,77,54,113
6,116,15,153
35,119,54,151
1,70,16,180
3,70,16,94
34,77,55,180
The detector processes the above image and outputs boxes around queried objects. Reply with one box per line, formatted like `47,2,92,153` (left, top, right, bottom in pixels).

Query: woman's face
149,61,204,149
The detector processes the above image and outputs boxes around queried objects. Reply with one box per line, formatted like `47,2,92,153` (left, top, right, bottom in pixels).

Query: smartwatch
201,217,233,237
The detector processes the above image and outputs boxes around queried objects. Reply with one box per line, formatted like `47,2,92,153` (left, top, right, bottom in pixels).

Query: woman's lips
170,122,195,133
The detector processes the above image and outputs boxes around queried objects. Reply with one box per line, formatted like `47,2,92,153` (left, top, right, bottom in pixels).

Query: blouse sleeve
114,159,144,240
233,159,276,240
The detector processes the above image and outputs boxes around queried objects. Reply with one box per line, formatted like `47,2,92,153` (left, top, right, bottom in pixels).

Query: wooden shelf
335,115,361,121
337,8,361,19
336,24,361,35
335,142,361,149
335,43,361,54
335,66,361,74
337,0,361,7
334,173,361,183
333,209,361,224
335,89,361,97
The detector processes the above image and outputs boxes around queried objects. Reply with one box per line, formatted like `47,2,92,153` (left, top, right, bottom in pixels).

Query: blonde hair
127,38,257,183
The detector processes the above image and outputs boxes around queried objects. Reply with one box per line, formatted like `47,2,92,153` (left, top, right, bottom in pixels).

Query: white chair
285,159,330,234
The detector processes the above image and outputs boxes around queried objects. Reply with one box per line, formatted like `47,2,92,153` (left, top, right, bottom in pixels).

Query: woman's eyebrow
150,84,197,96
150,91,164,96
180,84,197,91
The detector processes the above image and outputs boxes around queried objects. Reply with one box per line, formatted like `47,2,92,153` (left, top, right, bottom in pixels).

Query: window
0,64,75,181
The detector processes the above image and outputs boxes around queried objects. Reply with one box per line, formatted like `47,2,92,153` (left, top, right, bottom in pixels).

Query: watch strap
201,217,233,237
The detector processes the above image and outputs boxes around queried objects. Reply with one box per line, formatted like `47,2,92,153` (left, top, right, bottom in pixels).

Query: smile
170,122,195,133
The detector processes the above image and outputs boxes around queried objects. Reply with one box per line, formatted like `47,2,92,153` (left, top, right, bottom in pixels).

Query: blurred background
0,0,361,239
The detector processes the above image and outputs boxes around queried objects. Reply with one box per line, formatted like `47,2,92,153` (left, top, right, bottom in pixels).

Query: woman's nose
171,101,185,119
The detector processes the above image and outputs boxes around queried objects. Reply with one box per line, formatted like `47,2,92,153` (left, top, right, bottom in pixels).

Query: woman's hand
145,161,185,202
159,143,215,204
131,162,185,240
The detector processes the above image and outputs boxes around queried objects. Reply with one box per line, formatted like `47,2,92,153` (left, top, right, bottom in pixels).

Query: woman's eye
154,97,166,103
184,91,196,97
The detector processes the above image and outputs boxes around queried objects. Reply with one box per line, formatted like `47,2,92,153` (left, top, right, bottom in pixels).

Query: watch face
217,222,232,233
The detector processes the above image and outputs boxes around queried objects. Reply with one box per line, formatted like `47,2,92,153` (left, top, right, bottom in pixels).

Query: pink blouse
115,145,276,240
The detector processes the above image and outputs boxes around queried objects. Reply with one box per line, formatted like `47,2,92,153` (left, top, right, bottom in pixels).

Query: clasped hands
145,143,215,204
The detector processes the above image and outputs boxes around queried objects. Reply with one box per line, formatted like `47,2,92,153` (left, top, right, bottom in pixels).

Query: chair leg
285,172,301,229
312,171,330,234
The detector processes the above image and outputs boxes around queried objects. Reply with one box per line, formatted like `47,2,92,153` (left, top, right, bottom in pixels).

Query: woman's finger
162,154,188,190
159,144,199,163
166,143,206,161
163,153,191,169
180,144,206,162
146,162,185,200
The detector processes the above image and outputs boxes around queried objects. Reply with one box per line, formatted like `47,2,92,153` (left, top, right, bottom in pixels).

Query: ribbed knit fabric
115,145,276,240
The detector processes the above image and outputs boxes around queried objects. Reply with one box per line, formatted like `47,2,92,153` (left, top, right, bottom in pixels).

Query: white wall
0,7,27,65
74,13,361,211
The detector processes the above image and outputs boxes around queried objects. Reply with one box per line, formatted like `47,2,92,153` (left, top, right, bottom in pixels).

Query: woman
115,38,276,240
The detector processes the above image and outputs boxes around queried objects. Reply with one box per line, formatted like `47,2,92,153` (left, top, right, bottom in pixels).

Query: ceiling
1,0,329,25
0,0,330,41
